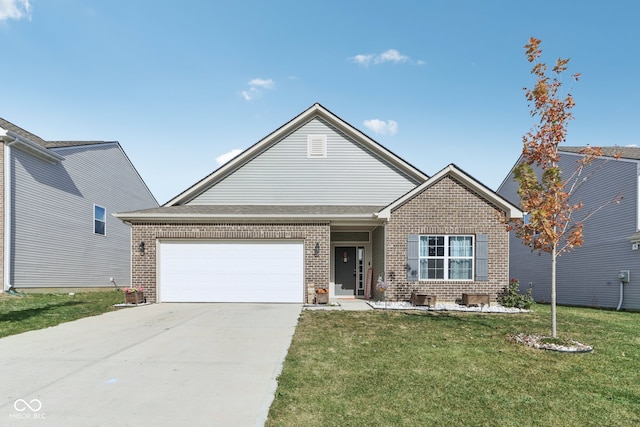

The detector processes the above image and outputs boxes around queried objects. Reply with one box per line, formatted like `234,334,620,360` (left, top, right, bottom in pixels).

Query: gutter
5,130,64,163
3,137,15,291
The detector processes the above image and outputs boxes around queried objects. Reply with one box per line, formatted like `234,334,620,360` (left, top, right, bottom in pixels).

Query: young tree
509,37,620,337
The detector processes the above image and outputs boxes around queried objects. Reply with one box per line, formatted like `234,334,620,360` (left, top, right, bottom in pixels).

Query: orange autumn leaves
508,38,617,256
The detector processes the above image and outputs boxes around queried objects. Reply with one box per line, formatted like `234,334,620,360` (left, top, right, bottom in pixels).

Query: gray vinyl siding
189,117,421,206
10,143,157,288
498,154,640,310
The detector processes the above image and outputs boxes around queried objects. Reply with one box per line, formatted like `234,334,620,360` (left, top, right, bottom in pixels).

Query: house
0,117,158,292
115,104,522,304
497,146,640,310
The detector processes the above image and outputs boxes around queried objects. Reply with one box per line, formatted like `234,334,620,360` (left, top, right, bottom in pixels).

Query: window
94,205,106,235
419,235,473,280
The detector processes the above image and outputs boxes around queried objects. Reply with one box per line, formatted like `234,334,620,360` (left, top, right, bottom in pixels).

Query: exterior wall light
314,242,320,256
138,241,145,255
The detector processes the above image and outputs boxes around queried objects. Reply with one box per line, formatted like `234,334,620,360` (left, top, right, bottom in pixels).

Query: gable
379,164,522,220
187,116,423,206
393,175,504,221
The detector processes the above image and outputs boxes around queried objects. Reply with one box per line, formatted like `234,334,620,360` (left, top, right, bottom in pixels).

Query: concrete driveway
0,303,301,427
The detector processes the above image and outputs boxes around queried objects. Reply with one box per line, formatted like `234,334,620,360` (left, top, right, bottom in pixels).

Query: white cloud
248,78,274,89
0,0,31,21
375,49,409,64
363,119,398,136
352,54,374,66
241,87,258,101
241,77,275,101
351,49,416,67
216,149,243,166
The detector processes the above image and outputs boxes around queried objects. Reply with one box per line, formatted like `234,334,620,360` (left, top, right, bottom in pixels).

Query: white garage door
158,240,304,303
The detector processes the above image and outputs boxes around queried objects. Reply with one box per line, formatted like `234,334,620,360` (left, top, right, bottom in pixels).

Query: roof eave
113,212,381,223
3,131,64,162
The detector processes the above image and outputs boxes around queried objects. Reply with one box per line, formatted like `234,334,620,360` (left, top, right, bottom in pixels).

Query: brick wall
385,175,510,302
130,222,330,303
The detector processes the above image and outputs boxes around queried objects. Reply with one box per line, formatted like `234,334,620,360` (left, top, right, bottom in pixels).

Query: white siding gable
189,117,421,206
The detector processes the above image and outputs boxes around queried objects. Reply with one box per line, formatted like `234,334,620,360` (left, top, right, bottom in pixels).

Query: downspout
616,281,624,311
3,138,16,291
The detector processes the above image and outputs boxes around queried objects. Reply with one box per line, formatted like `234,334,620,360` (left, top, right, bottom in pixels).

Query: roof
378,163,523,219
0,117,48,147
0,117,113,151
114,205,385,222
164,103,430,206
560,146,640,160
46,141,114,149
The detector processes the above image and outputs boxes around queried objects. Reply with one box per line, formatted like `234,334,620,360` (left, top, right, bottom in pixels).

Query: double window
419,235,473,280
94,205,106,235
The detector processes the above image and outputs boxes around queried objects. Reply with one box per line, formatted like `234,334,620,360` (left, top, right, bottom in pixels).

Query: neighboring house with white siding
0,117,158,292
116,103,522,304
497,146,640,311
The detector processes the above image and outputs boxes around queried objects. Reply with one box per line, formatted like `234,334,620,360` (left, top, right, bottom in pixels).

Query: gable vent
307,135,327,158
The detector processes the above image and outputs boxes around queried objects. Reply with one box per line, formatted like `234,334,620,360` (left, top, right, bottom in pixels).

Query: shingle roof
1,117,112,150
46,141,113,149
0,117,48,146
560,146,640,160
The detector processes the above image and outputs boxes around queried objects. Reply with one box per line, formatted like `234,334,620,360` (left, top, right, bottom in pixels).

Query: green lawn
0,291,124,338
267,305,640,427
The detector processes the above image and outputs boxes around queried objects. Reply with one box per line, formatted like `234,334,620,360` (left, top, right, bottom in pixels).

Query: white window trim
94,204,106,236
307,135,327,158
419,235,474,281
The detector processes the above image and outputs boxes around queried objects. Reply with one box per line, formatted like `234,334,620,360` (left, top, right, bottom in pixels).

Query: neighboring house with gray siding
0,117,158,292
497,146,639,310
116,103,522,304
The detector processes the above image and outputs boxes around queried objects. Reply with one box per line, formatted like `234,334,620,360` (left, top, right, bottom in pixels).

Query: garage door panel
159,241,303,303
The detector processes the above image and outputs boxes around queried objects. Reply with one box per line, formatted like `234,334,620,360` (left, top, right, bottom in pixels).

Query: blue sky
1,1,638,204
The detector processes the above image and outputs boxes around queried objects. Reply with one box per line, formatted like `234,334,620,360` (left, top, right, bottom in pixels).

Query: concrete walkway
0,303,301,427
303,298,373,311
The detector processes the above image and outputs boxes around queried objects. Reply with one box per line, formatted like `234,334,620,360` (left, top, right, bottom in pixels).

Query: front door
335,247,357,296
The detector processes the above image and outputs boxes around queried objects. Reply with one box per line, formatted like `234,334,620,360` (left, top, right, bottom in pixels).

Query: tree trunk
551,244,557,338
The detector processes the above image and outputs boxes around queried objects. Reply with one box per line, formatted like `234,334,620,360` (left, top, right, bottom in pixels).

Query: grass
0,290,124,338
267,305,640,427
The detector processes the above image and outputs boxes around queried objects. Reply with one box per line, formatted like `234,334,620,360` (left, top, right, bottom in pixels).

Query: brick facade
130,178,511,305
385,175,509,302
130,222,330,303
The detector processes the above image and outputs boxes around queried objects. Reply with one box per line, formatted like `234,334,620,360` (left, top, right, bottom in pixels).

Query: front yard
0,291,123,338
267,305,640,426
2,292,638,426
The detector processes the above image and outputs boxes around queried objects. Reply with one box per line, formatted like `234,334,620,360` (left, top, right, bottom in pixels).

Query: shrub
499,278,535,309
